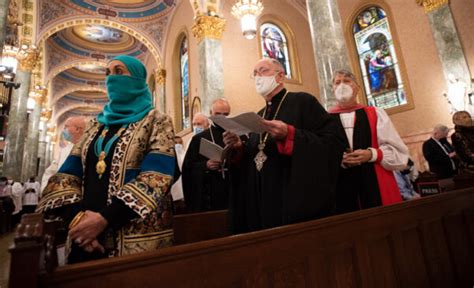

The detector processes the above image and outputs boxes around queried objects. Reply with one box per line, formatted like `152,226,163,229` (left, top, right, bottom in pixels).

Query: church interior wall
450,0,474,76
163,0,200,137
162,0,319,138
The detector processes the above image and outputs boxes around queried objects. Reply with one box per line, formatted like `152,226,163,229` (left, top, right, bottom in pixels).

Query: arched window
352,6,407,110
179,36,190,130
259,23,293,79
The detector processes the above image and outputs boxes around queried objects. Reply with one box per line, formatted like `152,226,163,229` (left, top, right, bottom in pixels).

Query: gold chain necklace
254,91,289,171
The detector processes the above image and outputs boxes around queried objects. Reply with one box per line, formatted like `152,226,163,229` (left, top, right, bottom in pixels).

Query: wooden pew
10,188,474,288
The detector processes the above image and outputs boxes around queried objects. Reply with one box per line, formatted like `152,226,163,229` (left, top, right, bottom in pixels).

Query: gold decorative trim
191,16,226,43
16,48,39,72
416,0,449,13
156,68,166,86
36,17,162,67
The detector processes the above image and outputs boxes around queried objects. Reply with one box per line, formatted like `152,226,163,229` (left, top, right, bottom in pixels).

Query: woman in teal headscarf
38,55,177,264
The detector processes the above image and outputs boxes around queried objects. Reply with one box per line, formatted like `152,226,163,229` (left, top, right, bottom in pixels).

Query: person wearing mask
182,98,233,212
329,69,409,214
223,58,344,233
23,176,40,214
192,112,209,135
37,55,176,264
41,116,87,192
451,110,474,170
170,136,185,208
423,124,458,179
394,159,421,200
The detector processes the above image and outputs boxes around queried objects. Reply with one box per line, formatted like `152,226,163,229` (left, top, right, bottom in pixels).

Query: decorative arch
36,17,163,67
52,87,107,105
53,104,103,123
46,60,107,84
345,1,414,114
257,15,302,84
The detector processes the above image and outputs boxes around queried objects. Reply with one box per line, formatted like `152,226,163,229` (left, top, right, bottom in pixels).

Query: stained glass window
260,23,292,79
353,7,407,109
179,36,190,130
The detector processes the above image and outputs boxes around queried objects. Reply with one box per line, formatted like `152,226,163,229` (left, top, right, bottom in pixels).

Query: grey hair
434,124,449,134
263,57,285,73
332,69,358,84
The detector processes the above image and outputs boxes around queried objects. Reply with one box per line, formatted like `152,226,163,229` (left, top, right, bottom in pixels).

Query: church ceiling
38,0,177,124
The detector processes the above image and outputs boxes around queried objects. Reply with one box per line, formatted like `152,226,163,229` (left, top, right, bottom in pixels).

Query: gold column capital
41,108,52,121
416,0,449,13
191,15,226,43
156,69,166,86
16,48,39,72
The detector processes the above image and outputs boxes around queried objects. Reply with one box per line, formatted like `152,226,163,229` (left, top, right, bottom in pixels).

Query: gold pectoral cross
96,151,107,179
254,143,267,172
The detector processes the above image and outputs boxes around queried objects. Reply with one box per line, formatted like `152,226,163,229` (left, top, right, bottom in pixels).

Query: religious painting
353,7,407,110
260,23,292,79
73,25,124,44
179,37,190,130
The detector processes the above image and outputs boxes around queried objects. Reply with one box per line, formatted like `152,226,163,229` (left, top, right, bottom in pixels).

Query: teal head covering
98,55,153,125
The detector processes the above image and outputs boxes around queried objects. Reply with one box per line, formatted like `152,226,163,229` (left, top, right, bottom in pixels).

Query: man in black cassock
223,58,345,233
182,99,232,212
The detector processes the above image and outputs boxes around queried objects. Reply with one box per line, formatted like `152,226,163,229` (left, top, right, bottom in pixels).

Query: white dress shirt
339,107,409,171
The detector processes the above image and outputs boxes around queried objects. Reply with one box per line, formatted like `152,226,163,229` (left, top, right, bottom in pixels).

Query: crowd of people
1,55,472,265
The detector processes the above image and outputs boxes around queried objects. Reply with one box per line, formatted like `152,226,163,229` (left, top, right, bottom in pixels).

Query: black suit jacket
422,138,456,179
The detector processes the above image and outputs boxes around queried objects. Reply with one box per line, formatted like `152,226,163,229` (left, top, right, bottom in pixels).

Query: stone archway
52,87,107,105
46,60,107,84
36,17,163,67
53,104,103,123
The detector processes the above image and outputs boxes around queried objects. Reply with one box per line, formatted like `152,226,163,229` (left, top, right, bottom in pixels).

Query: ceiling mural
36,0,180,127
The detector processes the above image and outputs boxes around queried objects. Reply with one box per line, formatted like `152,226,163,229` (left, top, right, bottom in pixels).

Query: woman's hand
83,239,105,254
69,210,108,247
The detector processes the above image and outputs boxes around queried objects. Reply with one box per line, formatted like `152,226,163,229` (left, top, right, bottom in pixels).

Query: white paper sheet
209,112,267,136
199,138,225,161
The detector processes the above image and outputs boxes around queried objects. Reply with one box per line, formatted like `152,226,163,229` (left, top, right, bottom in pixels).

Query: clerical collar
267,88,287,106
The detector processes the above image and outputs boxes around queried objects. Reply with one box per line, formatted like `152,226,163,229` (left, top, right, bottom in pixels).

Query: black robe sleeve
284,94,346,223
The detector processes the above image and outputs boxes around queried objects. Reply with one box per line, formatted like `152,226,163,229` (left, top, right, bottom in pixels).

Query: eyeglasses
250,68,281,79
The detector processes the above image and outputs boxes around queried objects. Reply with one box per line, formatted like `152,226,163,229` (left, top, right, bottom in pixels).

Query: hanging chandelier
231,0,264,40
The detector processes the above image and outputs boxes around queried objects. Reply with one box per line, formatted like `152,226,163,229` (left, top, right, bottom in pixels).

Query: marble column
420,1,472,110
3,49,37,181
306,0,351,109
191,15,226,114
156,68,166,113
37,125,48,180
22,102,41,180
0,0,9,54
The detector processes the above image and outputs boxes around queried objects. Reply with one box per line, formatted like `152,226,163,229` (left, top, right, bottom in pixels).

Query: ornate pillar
0,0,8,53
306,0,351,108
191,15,226,114
22,100,42,180
22,88,45,180
37,126,47,180
3,48,37,181
417,0,472,112
156,68,166,113
37,109,51,179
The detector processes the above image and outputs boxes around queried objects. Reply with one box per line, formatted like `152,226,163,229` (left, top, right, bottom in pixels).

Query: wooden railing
9,188,474,288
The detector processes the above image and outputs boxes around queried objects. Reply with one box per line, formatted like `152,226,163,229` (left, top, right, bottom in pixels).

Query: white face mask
7,180,13,185
193,126,204,135
255,75,279,98
334,83,354,103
